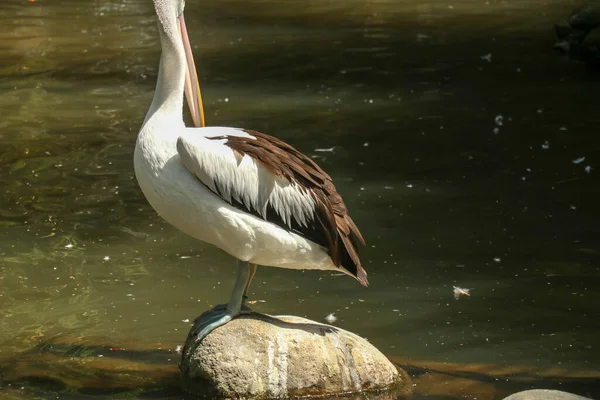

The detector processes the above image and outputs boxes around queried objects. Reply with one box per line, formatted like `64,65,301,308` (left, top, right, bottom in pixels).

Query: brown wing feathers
213,130,368,287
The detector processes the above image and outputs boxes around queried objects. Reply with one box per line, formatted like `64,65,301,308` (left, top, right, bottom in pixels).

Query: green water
1,0,599,399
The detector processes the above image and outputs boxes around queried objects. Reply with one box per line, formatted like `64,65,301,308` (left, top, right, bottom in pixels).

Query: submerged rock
556,3,600,42
180,313,408,398
503,389,592,400
555,1,600,68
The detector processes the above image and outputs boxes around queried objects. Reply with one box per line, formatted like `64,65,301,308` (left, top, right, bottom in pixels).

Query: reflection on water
0,0,599,399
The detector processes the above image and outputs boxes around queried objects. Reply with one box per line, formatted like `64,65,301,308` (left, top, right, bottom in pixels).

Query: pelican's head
153,0,206,127
153,0,185,37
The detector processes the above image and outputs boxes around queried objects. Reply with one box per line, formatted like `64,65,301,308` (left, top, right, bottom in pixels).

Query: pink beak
178,14,205,127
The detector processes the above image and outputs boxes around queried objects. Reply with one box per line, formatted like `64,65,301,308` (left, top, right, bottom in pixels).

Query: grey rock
503,389,593,400
180,313,408,398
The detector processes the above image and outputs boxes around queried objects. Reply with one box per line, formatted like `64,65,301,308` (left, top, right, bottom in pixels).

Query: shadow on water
0,0,599,399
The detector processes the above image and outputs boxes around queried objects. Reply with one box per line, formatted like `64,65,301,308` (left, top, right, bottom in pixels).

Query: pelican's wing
176,127,367,286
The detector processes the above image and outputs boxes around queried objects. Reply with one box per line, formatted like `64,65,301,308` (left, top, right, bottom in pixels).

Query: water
1,0,599,398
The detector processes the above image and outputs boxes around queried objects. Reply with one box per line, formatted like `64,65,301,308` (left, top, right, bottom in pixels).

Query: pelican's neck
143,19,186,128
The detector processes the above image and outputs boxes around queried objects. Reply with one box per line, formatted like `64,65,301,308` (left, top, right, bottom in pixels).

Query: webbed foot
193,309,235,342
192,304,253,342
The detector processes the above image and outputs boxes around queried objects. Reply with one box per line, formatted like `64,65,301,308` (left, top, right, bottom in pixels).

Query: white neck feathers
143,12,186,128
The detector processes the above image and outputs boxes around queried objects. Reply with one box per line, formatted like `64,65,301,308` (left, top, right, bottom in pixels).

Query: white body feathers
134,123,337,271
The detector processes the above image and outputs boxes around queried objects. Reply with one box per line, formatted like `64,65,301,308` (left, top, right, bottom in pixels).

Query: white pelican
135,0,368,342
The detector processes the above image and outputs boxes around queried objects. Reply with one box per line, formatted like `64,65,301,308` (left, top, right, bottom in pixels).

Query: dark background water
0,0,598,399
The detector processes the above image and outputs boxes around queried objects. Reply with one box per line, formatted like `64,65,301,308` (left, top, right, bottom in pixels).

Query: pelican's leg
193,260,252,342
211,263,256,313
240,263,257,314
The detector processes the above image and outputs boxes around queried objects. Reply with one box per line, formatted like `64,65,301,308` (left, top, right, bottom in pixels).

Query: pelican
135,0,367,342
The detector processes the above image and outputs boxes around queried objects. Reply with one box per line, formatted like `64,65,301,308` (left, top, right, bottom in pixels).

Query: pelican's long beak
178,14,206,127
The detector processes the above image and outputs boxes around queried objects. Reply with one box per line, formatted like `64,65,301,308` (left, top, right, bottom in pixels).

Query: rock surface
180,313,408,398
503,389,592,400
